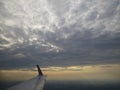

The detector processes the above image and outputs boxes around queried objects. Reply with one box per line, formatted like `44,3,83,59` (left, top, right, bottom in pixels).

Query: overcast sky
0,0,120,69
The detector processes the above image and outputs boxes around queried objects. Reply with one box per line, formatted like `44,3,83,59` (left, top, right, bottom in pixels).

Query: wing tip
36,65,43,76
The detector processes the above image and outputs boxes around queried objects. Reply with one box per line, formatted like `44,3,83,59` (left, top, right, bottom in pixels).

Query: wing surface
6,65,45,90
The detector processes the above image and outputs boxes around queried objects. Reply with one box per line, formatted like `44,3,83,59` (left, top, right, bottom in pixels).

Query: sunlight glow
0,64,120,82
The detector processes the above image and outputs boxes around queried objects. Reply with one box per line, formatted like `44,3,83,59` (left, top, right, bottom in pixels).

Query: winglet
37,65,43,76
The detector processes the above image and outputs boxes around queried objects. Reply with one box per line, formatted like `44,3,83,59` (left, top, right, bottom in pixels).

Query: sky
0,0,120,82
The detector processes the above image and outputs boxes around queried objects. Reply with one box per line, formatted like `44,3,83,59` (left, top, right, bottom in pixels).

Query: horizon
0,64,120,82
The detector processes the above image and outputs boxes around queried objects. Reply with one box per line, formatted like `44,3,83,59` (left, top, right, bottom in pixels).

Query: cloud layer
0,0,120,69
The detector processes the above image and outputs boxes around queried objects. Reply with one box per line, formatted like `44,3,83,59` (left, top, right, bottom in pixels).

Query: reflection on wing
6,65,46,90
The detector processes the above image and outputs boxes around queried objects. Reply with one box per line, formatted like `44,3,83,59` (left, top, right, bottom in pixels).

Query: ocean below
1,80,120,90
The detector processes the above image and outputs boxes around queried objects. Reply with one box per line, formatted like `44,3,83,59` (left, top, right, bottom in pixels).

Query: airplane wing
6,65,46,90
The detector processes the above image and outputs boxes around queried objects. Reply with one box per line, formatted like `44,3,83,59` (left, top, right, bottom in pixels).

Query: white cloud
14,53,26,58
0,0,120,68
0,0,119,47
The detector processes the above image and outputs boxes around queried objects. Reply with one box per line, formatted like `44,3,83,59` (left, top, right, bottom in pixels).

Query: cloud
0,0,120,69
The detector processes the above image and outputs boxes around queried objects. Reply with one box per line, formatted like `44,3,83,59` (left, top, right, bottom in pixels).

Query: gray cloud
0,0,120,69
